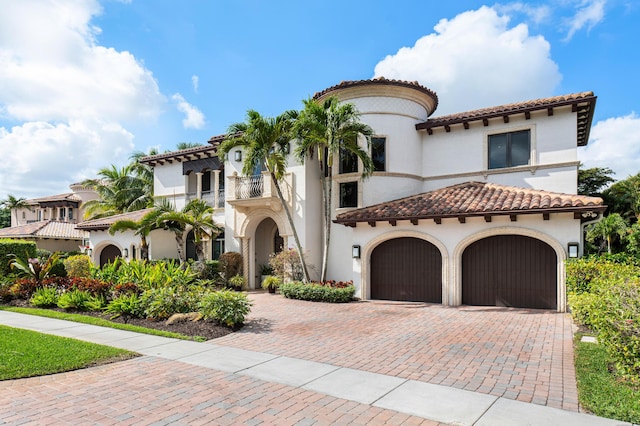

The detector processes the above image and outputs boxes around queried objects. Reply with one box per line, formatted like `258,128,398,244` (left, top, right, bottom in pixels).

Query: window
212,231,225,260
339,182,358,208
202,171,211,192
371,137,386,172
488,130,530,169
59,208,65,219
68,208,73,220
339,148,358,174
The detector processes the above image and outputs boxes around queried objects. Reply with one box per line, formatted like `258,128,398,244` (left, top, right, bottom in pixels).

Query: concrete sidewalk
0,310,630,426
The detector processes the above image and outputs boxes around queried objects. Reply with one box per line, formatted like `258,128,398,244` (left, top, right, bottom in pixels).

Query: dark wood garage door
462,235,557,309
371,237,442,303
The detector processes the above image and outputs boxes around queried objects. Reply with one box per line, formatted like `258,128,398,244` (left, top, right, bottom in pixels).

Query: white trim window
488,129,531,169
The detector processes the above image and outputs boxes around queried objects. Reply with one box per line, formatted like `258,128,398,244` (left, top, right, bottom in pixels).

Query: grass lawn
575,337,640,424
0,325,136,380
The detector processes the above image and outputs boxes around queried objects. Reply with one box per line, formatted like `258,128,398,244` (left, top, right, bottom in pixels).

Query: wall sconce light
567,242,579,259
123,248,129,258
352,245,361,259
234,150,242,162
87,248,92,256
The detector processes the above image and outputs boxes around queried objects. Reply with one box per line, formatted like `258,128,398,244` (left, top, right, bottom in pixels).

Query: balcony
227,172,290,212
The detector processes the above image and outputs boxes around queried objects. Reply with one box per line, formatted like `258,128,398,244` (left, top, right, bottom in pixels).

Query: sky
1,0,639,201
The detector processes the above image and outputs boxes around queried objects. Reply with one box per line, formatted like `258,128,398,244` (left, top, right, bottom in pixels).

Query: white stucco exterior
82,78,601,312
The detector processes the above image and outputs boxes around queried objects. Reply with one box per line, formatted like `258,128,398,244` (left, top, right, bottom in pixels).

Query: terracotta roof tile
313,77,439,114
0,221,87,240
416,92,597,146
334,182,605,225
27,193,82,204
75,209,154,231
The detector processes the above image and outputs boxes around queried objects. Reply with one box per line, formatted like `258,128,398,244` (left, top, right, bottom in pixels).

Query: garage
462,235,557,309
370,237,442,303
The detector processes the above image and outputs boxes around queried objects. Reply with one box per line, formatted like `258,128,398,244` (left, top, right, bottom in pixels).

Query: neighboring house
83,77,605,312
0,183,97,252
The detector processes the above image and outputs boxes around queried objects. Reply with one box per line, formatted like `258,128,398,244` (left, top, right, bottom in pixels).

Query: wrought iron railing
217,189,225,207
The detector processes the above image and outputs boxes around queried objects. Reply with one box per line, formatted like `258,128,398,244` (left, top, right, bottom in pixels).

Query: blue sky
1,0,639,201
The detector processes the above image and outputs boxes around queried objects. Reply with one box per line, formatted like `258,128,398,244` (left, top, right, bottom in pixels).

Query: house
81,77,605,312
0,183,97,252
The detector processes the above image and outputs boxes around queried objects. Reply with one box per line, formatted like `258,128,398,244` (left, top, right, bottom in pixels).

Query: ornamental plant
279,281,355,303
198,289,252,327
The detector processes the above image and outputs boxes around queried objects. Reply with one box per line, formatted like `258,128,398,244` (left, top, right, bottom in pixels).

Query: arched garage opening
462,235,557,309
100,244,121,267
370,237,442,303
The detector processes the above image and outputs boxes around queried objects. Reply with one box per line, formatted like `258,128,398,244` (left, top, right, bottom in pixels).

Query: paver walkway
215,293,578,410
0,294,630,425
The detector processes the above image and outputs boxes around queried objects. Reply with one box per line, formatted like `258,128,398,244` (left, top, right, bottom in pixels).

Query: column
242,237,251,289
196,172,203,199
213,170,221,207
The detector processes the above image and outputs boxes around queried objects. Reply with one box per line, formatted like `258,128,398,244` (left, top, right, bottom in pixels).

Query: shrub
218,252,243,284
63,255,92,278
269,249,304,282
139,285,202,320
0,239,36,276
279,281,355,303
8,278,40,299
198,289,252,327
105,293,143,322
29,287,59,307
84,294,108,311
57,289,92,310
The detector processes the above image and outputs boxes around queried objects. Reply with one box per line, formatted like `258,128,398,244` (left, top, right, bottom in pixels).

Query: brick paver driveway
215,292,578,411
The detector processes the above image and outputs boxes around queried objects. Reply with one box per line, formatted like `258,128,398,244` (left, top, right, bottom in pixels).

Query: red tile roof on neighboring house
75,209,154,231
334,182,605,226
416,92,596,146
0,221,87,240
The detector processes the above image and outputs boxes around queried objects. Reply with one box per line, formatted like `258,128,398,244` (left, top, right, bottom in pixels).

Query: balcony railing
234,175,264,199
217,189,225,208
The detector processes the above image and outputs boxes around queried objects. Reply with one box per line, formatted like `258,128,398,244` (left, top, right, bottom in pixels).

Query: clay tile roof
313,77,439,113
334,182,605,225
75,208,154,231
139,145,219,166
416,92,597,146
0,221,88,240
27,193,82,204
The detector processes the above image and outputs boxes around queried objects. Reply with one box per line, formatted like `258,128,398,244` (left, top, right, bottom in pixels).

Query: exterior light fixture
567,242,579,259
352,245,361,259
234,150,242,162
87,248,92,256
123,248,129,258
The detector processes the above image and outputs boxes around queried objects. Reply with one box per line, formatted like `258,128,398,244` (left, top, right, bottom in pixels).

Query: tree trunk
320,169,331,283
141,236,149,261
174,233,185,263
270,171,311,283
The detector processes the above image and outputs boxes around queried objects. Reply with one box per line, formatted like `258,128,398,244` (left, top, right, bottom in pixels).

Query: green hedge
568,256,640,382
0,239,36,277
279,281,355,303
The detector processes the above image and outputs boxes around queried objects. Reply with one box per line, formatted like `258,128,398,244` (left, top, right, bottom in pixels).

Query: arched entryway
370,237,442,303
462,235,557,309
100,244,121,267
254,218,283,287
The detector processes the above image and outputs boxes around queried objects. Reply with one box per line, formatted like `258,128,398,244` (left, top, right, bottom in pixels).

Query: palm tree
153,198,187,263
219,109,311,282
108,208,164,260
293,96,374,281
586,213,628,254
157,199,222,261
1,194,30,226
82,163,153,220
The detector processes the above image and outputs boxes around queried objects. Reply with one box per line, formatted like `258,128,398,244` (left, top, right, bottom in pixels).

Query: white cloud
564,0,606,41
374,6,561,116
172,93,205,129
0,119,134,198
192,75,199,93
496,2,551,24
0,0,164,200
579,113,640,180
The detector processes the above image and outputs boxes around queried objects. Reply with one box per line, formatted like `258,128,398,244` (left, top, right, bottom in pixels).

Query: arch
453,227,567,312
99,244,121,267
361,230,449,303
237,207,291,238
